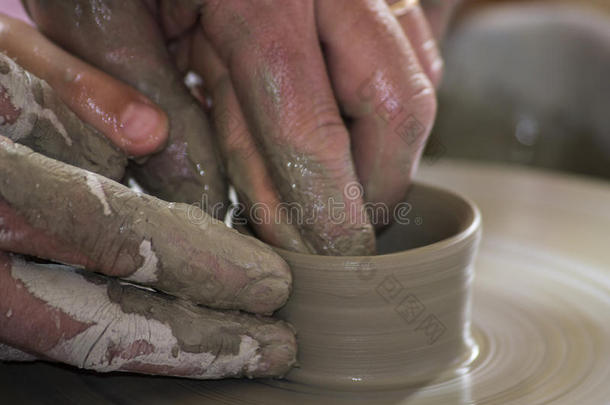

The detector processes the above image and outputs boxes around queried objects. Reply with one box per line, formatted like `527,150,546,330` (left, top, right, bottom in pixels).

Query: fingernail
120,102,164,145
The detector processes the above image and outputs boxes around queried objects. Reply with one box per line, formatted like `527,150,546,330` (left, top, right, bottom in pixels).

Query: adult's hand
23,0,458,256
0,138,295,379
0,32,295,378
21,0,230,216
0,14,168,164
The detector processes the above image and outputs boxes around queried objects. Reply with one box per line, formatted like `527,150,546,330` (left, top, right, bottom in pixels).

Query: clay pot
275,183,481,391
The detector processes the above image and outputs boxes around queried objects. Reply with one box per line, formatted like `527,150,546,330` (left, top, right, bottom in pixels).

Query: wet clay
26,0,227,213
2,162,610,403
224,148,311,254
6,255,296,378
0,53,126,180
0,138,290,315
274,184,481,390
267,149,376,256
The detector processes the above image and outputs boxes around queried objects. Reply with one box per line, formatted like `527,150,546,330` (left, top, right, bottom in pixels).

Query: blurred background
425,0,610,179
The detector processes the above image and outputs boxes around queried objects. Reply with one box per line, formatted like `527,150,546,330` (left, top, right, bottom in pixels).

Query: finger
189,28,310,254
421,0,461,42
24,1,227,213
0,137,291,315
199,1,375,255
0,253,296,378
0,14,168,157
317,0,437,216
0,51,126,180
388,0,443,87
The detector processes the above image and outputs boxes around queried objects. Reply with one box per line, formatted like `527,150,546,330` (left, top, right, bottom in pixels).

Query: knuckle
282,105,352,162
201,1,309,63
390,76,437,149
296,102,346,140
406,73,437,128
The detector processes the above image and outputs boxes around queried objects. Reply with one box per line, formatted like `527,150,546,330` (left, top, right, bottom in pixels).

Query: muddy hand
0,253,295,378
23,0,228,215
0,137,291,314
0,138,295,377
24,1,457,255
0,25,295,377
154,0,446,255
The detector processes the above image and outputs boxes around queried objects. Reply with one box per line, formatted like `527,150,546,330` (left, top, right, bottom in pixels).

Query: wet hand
0,139,296,379
0,30,296,379
24,0,458,256
172,0,452,255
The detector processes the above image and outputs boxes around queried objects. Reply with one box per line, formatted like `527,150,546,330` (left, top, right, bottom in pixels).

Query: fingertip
237,244,292,314
248,321,297,378
118,101,169,156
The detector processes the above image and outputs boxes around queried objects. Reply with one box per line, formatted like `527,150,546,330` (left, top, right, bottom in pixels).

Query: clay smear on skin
0,60,72,146
0,139,290,313
10,259,263,377
85,172,111,216
125,240,159,284
0,86,21,124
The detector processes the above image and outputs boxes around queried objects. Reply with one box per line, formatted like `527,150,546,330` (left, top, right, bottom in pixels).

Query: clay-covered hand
0,137,296,378
0,24,296,378
23,0,457,256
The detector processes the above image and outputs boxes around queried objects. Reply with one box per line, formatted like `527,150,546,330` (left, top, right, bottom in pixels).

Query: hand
0,28,296,378
23,0,458,256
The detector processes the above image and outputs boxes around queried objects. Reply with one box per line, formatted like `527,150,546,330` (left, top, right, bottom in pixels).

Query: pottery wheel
1,160,609,404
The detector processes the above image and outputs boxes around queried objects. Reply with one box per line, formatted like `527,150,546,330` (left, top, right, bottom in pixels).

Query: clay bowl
274,183,481,391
